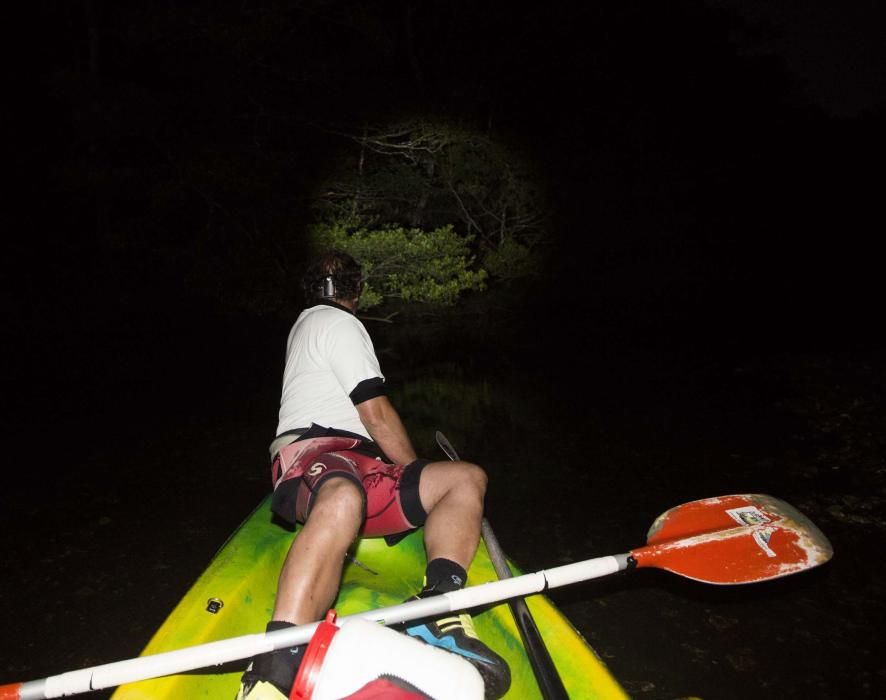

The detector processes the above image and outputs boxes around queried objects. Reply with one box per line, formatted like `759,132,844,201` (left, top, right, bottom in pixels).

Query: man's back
276,302,383,440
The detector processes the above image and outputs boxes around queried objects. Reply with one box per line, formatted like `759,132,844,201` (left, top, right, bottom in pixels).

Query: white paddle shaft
15,554,628,699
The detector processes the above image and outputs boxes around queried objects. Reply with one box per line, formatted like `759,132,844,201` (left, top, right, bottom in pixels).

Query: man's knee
454,461,488,496
311,476,365,523
465,462,489,493
418,460,488,512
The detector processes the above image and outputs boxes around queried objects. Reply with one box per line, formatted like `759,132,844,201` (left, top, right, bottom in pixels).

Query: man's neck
338,297,358,313
316,298,357,314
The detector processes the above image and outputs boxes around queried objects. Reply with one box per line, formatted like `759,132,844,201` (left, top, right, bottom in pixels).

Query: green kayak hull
111,497,626,699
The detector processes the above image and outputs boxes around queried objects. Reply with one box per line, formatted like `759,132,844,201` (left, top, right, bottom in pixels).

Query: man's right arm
356,395,418,466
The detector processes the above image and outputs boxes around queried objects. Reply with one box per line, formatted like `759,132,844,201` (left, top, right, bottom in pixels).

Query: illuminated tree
313,118,548,284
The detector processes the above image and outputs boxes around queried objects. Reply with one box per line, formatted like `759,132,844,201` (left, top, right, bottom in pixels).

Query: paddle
435,431,568,700
0,494,832,700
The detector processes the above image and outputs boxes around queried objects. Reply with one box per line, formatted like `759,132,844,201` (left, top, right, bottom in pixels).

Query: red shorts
270,436,428,537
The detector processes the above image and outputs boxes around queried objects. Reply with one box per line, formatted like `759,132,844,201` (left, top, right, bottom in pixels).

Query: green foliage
481,237,537,281
311,219,487,310
314,118,548,286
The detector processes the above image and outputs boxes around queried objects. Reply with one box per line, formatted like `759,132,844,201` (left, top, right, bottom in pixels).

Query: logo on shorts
307,463,326,477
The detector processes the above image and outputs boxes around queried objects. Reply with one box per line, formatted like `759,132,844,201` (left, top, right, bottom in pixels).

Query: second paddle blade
632,494,834,584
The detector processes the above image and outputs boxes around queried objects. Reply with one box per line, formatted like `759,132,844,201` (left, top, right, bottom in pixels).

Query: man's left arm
356,395,418,466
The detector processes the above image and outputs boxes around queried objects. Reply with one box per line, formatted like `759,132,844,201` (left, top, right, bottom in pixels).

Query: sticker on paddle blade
752,528,777,557
725,506,772,527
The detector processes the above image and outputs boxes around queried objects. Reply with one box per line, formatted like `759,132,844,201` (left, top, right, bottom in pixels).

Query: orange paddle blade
0,683,22,700
632,494,833,584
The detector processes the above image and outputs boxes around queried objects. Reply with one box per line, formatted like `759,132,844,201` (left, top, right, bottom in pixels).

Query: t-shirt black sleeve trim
349,377,386,405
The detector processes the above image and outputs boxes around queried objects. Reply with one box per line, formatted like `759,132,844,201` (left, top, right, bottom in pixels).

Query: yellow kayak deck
112,497,625,699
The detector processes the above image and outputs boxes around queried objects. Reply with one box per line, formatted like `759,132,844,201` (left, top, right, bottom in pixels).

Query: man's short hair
301,250,363,301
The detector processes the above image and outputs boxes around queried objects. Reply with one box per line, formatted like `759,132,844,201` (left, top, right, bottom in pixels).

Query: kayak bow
109,497,626,699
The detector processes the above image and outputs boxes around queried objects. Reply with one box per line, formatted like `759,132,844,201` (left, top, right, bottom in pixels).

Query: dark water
2,313,884,699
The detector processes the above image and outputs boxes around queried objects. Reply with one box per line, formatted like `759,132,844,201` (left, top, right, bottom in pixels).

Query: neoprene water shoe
404,611,511,700
235,677,287,700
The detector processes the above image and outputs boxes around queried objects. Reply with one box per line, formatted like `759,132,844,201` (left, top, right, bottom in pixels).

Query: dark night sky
2,0,883,438
4,0,884,435
711,0,886,118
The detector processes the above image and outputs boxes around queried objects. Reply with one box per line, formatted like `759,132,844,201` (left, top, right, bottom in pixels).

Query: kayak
110,497,626,699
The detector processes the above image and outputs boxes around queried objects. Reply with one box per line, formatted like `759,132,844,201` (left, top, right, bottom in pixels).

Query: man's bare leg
409,459,510,698
272,478,364,624
418,460,488,570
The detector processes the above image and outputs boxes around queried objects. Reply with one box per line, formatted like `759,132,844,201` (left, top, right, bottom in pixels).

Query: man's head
301,250,363,306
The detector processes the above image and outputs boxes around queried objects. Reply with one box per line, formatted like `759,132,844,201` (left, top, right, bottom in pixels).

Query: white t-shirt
275,302,384,441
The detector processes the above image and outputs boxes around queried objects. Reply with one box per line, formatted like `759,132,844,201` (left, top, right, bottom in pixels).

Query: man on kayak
237,250,510,700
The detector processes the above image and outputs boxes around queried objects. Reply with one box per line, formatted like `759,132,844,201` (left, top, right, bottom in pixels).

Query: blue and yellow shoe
405,611,511,699
235,676,287,700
